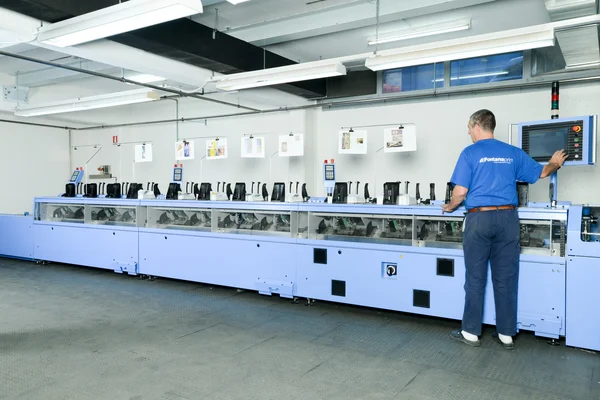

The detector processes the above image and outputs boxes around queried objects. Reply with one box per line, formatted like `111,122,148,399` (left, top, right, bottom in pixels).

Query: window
450,51,523,86
382,63,444,93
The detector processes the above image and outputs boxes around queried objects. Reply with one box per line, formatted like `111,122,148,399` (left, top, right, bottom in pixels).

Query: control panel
69,168,84,184
323,159,336,192
519,115,596,166
172,165,183,182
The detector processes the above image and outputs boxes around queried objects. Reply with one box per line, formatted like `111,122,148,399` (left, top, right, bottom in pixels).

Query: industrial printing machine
1,115,599,352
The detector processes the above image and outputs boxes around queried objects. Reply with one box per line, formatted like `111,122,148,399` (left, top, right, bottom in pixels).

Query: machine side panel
516,261,565,337
33,224,138,272
566,256,600,351
138,232,297,297
0,215,34,259
295,243,564,337
295,244,467,320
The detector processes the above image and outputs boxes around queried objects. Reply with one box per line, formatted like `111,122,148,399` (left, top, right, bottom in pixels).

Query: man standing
442,109,567,350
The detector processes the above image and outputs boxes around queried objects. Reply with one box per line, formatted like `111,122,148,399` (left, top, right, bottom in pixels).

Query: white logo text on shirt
479,157,513,164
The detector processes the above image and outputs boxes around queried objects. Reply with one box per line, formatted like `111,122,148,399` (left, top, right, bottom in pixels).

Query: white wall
0,114,70,213
70,98,310,197
313,82,600,204
62,81,600,206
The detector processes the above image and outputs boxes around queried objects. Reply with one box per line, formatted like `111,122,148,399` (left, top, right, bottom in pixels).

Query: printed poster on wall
383,125,417,153
338,130,367,154
206,138,228,160
134,143,153,163
279,134,304,157
241,136,265,158
175,140,195,160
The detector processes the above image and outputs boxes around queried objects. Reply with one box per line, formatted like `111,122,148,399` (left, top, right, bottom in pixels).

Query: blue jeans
461,209,520,336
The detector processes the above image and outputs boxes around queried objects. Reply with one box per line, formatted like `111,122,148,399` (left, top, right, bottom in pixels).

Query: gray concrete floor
0,258,598,400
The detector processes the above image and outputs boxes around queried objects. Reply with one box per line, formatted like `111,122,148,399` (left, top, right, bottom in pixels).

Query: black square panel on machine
437,258,455,277
313,248,327,264
332,280,346,297
413,290,430,308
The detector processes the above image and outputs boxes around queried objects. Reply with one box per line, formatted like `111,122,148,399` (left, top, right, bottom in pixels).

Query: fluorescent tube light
432,71,509,82
126,73,167,83
37,0,204,48
366,26,555,71
14,89,160,117
215,61,346,91
368,22,471,46
227,0,252,4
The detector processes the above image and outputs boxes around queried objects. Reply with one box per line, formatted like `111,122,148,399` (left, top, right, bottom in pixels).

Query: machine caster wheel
236,289,245,294
291,297,299,304
306,298,315,306
147,275,156,281
546,338,560,347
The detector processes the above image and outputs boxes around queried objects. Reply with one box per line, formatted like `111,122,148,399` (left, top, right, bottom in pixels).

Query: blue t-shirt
450,139,543,209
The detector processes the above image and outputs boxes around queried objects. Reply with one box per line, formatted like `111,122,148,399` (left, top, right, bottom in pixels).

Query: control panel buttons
575,144,580,148
575,155,579,159
574,138,580,143
573,126,582,133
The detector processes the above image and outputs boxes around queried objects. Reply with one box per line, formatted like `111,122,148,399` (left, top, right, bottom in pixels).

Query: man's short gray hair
469,109,496,132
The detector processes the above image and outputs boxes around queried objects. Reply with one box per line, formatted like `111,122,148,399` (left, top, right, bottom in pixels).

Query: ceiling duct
546,0,600,68
0,0,328,98
556,24,600,67
545,0,598,21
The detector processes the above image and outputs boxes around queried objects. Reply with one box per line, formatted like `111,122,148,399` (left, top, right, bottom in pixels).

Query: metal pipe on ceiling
0,50,260,112
74,71,600,131
0,118,71,130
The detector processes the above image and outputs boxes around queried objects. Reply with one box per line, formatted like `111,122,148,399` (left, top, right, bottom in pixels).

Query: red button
575,144,580,148
573,126,582,133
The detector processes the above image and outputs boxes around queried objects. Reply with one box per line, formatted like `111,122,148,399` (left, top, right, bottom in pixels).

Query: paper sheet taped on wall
338,130,368,154
241,136,265,158
279,134,304,157
175,140,195,160
134,143,153,163
383,125,417,153
206,138,227,160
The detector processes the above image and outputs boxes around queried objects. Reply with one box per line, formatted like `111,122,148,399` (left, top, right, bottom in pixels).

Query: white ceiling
0,0,598,123
194,0,551,62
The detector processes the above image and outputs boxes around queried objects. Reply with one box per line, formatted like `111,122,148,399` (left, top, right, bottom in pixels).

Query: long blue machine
0,116,598,353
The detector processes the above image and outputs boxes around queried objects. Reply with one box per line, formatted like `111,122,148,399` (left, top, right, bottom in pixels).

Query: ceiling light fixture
368,21,471,46
14,89,161,117
215,61,346,91
125,73,167,84
226,0,252,4
366,26,555,71
37,0,204,48
432,71,509,82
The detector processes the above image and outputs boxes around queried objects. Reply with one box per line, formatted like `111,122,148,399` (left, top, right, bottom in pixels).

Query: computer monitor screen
527,128,568,159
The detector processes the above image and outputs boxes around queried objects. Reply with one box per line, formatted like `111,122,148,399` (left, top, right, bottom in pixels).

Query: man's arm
540,150,568,179
442,185,468,213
